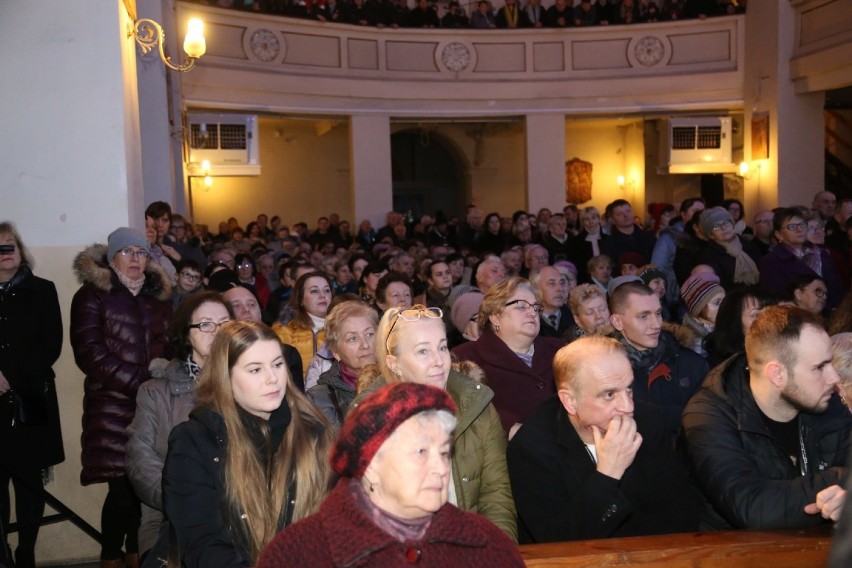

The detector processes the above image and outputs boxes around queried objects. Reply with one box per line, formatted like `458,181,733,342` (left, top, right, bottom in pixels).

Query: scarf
184,356,202,382
338,361,358,388
615,331,666,373
719,237,759,285
800,243,824,276
504,3,519,26
350,478,432,542
110,264,145,296
585,230,601,257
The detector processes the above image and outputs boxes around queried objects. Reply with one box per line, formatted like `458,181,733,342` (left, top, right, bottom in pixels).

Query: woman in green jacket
355,304,517,541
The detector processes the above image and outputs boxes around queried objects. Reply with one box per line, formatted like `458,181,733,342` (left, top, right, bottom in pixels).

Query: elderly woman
70,227,172,567
357,304,517,539
831,333,852,411
126,292,230,560
374,271,413,314
697,206,761,291
258,383,524,567
307,300,377,427
565,283,612,342
453,277,565,436
162,321,333,567
358,262,387,304
273,271,331,375
791,274,829,316
679,275,726,357
760,207,845,310
0,222,63,568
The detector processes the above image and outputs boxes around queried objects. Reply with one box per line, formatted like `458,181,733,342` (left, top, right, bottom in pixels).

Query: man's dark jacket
508,397,702,543
681,353,852,529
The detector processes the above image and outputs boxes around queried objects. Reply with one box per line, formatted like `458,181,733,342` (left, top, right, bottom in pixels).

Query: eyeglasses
808,288,828,299
118,248,149,259
786,221,808,231
385,307,443,352
527,255,548,263
189,319,231,333
711,220,733,232
505,299,544,314
237,262,253,269
807,223,826,233
171,224,186,230
179,272,201,282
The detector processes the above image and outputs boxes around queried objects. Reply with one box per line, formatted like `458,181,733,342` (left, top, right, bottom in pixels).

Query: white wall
0,0,142,562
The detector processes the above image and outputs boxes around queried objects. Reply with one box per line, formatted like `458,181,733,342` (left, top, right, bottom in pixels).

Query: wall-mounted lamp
128,17,206,72
617,175,636,191
737,161,762,180
187,159,213,190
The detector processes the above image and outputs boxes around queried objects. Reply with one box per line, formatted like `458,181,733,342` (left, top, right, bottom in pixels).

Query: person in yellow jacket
273,271,330,376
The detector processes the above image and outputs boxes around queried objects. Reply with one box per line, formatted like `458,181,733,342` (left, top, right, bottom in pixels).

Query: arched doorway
390,129,467,222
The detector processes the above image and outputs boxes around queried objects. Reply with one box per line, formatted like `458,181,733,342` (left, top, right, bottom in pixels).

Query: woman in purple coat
70,227,172,568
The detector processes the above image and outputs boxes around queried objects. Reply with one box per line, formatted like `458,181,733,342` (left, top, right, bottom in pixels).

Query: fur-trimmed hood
73,243,172,302
662,321,703,352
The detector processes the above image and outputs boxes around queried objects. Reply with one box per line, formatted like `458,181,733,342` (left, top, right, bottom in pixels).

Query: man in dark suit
531,266,574,338
507,336,701,543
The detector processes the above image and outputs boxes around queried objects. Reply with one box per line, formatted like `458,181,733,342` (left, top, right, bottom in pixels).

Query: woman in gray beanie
70,227,172,567
697,206,762,291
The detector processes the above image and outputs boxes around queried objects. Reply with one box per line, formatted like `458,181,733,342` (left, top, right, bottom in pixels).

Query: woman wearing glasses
162,321,333,567
126,292,230,562
234,253,270,310
759,207,845,311
0,222,63,568
70,227,172,568
357,303,517,541
696,207,761,292
453,277,565,439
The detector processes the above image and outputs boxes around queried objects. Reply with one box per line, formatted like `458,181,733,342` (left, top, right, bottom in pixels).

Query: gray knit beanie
107,227,150,260
699,207,733,237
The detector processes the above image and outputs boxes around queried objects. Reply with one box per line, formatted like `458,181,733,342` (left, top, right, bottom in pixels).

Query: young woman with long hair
161,321,333,567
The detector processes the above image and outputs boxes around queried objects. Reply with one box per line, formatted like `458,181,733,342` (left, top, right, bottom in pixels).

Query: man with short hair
507,337,702,543
531,266,574,338
458,206,485,250
523,244,549,276
474,256,506,293
749,209,775,256
603,200,656,277
608,282,708,438
501,247,523,276
681,305,852,529
813,191,837,221
388,251,415,279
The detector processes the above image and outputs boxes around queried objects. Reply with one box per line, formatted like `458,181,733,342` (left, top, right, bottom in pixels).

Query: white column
526,113,567,212
350,115,393,228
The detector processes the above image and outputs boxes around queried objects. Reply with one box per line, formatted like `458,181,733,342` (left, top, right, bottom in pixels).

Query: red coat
70,244,172,485
452,330,564,433
258,479,524,567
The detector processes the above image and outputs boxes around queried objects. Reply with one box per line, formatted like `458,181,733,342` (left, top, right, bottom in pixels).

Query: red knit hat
330,383,457,479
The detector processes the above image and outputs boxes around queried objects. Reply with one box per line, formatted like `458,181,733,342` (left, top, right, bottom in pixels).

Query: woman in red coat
70,227,172,568
258,382,523,567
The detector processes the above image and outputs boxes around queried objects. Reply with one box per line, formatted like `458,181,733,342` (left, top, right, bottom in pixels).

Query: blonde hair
476,276,540,332
194,321,333,562
553,336,626,392
375,304,446,382
324,300,377,353
568,283,606,318
831,332,852,389
0,221,33,268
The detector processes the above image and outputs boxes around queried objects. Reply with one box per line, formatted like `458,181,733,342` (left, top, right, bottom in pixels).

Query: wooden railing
518,525,833,567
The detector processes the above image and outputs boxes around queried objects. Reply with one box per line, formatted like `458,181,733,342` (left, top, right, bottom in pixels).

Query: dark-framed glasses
385,307,443,352
118,248,149,259
786,221,808,231
179,271,201,282
711,220,733,232
189,319,231,333
505,299,544,314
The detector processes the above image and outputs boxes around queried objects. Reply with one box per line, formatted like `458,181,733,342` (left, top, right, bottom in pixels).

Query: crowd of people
7,185,852,566
189,0,744,30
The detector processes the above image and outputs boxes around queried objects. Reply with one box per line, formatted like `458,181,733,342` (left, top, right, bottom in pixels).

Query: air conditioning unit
186,113,260,176
666,117,735,174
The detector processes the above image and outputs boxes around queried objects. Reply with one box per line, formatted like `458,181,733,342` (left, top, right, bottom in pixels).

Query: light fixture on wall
187,159,213,191
617,175,635,191
737,161,762,180
128,17,206,72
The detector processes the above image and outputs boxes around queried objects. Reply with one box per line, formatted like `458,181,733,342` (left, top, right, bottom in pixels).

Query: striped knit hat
330,383,457,479
680,275,724,317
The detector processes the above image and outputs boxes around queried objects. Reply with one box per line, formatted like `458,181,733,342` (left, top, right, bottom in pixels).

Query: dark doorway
390,129,467,222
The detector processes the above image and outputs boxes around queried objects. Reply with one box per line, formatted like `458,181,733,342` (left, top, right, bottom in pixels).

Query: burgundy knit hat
330,383,457,479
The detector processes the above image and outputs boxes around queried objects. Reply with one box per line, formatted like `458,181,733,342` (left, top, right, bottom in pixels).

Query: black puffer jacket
70,244,172,485
681,353,852,529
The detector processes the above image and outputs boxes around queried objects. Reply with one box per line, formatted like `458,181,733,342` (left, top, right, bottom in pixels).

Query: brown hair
194,321,332,562
745,305,824,374
289,271,333,330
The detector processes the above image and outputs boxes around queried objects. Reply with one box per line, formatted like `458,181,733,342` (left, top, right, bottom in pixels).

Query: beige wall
190,118,352,229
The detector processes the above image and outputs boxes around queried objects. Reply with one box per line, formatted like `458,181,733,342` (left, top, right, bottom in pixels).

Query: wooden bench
518,525,833,567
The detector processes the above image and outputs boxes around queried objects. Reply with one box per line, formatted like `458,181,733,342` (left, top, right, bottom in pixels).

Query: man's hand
805,485,846,522
593,416,642,481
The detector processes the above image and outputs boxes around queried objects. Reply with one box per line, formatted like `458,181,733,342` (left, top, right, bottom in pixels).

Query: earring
494,324,500,333
369,482,375,493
